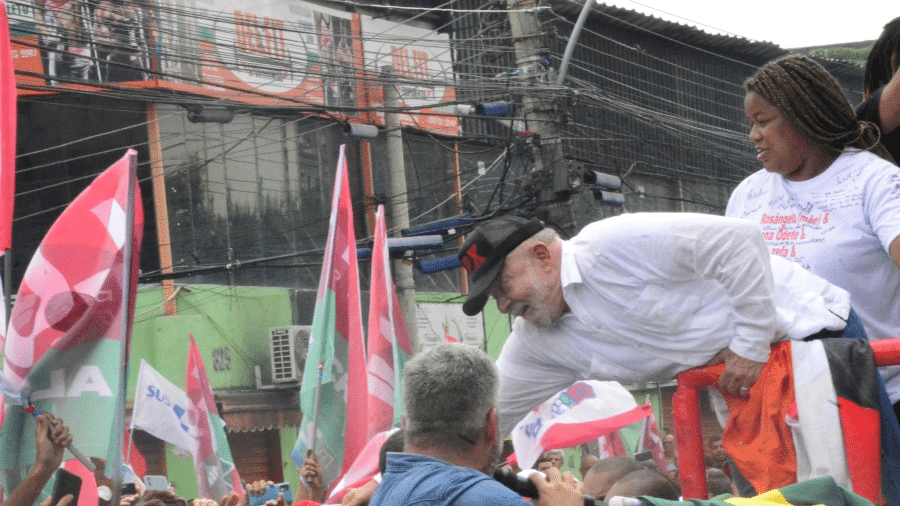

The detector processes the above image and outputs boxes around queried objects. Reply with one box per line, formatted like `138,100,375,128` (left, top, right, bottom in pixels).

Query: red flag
638,397,667,474
186,334,241,498
294,145,367,487
442,322,457,344
124,429,147,479
0,0,16,251
365,206,411,439
324,428,398,504
598,430,628,459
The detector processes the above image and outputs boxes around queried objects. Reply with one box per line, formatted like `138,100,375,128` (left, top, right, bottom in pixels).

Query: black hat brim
461,257,505,316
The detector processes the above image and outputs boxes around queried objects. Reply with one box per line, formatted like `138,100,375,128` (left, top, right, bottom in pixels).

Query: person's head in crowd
706,467,737,497
533,455,553,473
864,17,900,99
666,468,680,489
744,55,892,182
662,433,677,461
544,450,564,469
705,436,727,468
402,343,501,473
605,469,680,501
378,428,405,475
582,456,642,501
134,490,188,506
458,216,565,326
580,454,600,478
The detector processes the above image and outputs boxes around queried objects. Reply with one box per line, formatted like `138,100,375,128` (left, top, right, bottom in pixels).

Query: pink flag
442,322,457,344
365,206,412,439
512,380,651,469
294,145,367,487
598,430,628,459
186,334,241,498
0,150,142,498
0,0,16,251
324,428,398,504
638,396,667,474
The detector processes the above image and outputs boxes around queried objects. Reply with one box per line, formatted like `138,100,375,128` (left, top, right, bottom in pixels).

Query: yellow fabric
724,490,824,506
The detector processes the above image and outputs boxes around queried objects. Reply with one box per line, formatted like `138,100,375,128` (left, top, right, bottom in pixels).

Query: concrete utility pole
506,0,577,236
382,66,420,353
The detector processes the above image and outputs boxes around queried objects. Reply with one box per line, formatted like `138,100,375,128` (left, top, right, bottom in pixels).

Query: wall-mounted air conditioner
268,326,311,382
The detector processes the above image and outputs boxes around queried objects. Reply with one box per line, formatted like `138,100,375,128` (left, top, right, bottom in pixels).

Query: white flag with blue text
132,359,197,453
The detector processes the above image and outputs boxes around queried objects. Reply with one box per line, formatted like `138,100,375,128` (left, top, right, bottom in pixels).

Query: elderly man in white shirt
457,213,857,436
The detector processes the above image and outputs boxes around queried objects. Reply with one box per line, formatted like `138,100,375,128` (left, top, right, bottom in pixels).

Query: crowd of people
5,13,900,506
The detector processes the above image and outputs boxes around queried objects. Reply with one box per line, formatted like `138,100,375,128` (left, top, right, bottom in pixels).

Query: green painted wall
129,284,297,500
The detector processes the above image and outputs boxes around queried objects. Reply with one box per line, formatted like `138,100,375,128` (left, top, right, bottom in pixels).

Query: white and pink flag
636,394,667,473
511,380,652,470
365,206,412,439
598,430,628,459
324,428,398,504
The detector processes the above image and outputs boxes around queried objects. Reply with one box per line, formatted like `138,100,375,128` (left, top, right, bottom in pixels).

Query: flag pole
635,394,650,453
112,151,138,506
3,251,10,322
125,426,133,465
309,361,324,454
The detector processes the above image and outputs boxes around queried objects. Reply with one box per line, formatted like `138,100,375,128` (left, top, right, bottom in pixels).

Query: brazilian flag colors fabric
636,475,874,506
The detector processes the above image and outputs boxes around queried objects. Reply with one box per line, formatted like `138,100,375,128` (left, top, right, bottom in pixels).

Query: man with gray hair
368,343,584,506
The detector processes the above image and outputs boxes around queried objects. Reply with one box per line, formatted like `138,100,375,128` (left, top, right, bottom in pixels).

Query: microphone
492,467,609,506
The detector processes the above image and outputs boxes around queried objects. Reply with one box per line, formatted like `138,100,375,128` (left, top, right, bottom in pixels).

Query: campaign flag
0,0,17,251
636,394,667,473
324,428,398,505
636,476,873,506
598,430,628,459
365,206,412,439
512,380,652,470
292,145,367,487
442,322,457,344
186,334,241,499
132,359,196,453
0,150,142,497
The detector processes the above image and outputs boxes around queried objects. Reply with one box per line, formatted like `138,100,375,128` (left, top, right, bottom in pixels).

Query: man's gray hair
403,344,498,450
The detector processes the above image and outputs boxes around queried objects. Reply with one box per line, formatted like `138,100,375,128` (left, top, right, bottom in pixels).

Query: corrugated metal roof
551,0,788,63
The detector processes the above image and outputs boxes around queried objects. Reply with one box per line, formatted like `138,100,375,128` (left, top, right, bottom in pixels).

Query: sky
603,0,900,49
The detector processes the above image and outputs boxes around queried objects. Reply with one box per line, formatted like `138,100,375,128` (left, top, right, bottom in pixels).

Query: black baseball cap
457,216,545,316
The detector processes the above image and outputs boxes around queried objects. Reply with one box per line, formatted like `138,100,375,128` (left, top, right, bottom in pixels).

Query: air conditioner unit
268,326,311,383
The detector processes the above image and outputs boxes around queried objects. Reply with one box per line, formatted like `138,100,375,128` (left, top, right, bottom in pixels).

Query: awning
216,389,302,433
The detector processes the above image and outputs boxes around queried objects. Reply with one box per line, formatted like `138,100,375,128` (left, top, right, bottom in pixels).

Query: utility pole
382,66,419,353
506,0,577,236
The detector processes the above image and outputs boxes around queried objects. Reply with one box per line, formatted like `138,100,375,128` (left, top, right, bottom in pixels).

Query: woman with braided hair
726,54,900,500
857,17,900,162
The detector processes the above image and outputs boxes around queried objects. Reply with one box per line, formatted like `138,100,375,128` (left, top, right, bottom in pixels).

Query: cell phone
51,468,82,506
121,483,137,496
248,483,292,506
144,475,169,491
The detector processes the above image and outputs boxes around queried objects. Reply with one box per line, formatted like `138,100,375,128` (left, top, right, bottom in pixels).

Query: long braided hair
864,16,900,97
745,55,892,161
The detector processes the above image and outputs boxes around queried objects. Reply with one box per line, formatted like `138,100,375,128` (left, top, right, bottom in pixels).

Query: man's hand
341,478,378,506
120,492,141,506
34,413,72,476
708,348,765,397
38,493,74,506
296,449,324,501
529,467,583,506
219,491,242,506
